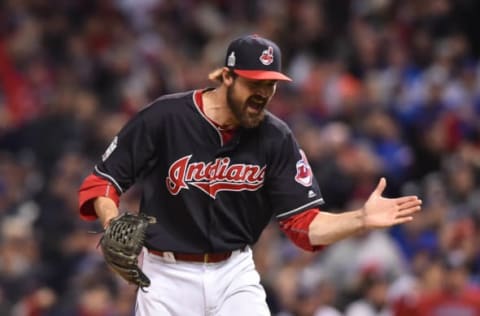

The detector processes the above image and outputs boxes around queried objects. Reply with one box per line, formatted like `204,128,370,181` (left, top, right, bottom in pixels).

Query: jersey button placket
209,168,214,197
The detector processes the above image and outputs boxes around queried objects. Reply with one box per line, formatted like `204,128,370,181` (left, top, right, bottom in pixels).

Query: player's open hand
362,177,422,229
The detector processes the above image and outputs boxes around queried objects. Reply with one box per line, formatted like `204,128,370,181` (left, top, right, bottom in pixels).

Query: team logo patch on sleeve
295,149,313,187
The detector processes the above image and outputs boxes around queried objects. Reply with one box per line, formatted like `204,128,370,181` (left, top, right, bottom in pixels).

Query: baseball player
78,35,422,315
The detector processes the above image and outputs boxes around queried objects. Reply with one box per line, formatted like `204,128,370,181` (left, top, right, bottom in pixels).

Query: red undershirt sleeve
278,208,326,252
78,174,120,221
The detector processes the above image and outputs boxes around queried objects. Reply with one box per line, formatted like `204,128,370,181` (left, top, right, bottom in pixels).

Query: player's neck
202,88,238,130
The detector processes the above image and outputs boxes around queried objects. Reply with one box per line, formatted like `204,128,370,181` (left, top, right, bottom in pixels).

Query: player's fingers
395,196,421,204
374,177,386,195
394,216,414,225
398,200,422,210
397,206,421,218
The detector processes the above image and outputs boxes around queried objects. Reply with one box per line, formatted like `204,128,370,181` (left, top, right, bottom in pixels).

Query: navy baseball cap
223,35,292,82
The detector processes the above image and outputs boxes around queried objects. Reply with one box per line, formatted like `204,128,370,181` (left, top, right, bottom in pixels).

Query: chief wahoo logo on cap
259,47,274,65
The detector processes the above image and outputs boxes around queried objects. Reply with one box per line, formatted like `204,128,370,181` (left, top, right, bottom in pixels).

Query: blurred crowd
0,0,480,315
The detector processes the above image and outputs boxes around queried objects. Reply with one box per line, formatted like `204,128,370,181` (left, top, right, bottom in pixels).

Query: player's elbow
308,230,335,246
291,236,327,252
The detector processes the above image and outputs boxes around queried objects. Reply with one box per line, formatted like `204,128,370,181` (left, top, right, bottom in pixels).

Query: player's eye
250,81,276,89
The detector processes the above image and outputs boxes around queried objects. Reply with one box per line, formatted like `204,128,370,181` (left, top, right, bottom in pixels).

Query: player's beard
226,83,268,128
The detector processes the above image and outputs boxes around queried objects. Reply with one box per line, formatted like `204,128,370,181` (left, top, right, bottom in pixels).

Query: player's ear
222,68,236,86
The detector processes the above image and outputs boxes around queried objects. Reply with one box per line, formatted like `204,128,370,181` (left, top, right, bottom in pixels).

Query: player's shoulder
155,90,195,104
261,111,294,138
140,90,195,115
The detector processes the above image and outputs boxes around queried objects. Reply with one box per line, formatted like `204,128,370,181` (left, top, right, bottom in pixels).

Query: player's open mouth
246,96,267,114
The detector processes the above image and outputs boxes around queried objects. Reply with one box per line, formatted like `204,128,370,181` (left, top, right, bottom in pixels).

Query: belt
148,249,233,263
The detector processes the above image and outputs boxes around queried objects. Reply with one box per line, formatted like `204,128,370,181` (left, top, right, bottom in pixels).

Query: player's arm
78,105,159,226
279,177,421,250
94,196,119,228
308,177,422,245
270,128,421,249
78,173,121,227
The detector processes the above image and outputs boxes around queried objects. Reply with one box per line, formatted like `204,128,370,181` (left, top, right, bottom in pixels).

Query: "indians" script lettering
166,155,266,198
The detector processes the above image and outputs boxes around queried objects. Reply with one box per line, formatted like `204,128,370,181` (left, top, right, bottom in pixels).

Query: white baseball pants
135,247,271,316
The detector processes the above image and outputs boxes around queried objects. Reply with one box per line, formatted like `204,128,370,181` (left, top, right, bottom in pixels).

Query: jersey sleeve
78,174,120,220
93,107,159,195
279,208,326,252
265,129,324,220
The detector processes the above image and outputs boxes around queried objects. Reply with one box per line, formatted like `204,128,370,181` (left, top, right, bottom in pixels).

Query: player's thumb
374,177,386,196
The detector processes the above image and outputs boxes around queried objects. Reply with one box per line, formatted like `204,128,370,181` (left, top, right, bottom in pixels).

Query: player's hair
208,68,237,83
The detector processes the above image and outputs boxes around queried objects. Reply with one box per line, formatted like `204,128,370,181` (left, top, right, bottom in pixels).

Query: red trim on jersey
194,90,236,144
279,208,325,252
78,174,120,220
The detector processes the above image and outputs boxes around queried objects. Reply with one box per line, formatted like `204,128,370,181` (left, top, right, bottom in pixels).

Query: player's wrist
99,209,119,229
356,207,368,232
101,216,115,229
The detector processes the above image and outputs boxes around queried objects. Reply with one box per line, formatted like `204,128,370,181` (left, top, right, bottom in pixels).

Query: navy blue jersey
95,89,324,253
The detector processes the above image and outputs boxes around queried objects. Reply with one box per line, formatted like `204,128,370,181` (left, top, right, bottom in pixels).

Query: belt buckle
203,253,209,263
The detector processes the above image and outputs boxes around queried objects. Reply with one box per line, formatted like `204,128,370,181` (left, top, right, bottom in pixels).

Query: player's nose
256,86,274,98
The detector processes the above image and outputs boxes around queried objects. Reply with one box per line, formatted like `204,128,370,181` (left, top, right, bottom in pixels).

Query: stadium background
0,0,480,315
